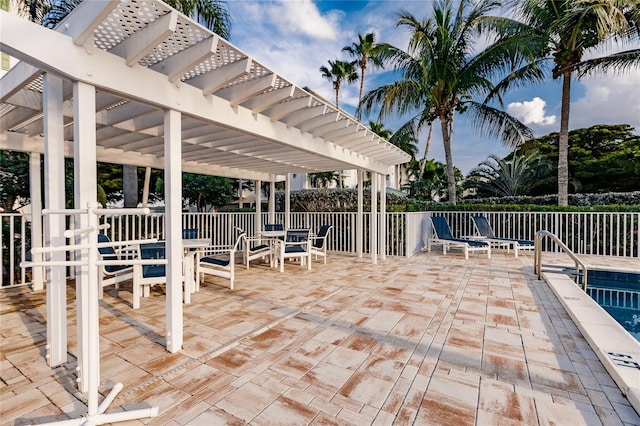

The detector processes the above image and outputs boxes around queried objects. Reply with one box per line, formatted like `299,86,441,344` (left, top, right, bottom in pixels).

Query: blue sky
225,0,640,174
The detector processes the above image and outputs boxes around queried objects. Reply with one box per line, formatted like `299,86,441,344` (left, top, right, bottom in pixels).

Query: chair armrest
197,245,234,255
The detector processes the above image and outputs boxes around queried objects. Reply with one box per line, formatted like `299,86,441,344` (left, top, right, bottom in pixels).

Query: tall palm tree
508,0,640,206
361,0,537,204
319,59,359,108
343,33,384,120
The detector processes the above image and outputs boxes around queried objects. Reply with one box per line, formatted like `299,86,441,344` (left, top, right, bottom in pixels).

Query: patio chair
472,215,534,258
132,242,172,309
241,232,273,269
275,228,312,273
264,223,284,232
310,224,332,264
182,228,199,239
197,228,244,289
97,233,134,299
427,216,491,259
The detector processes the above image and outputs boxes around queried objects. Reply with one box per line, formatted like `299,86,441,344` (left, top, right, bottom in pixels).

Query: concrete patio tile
478,379,538,423
338,371,396,409
270,352,318,380
184,406,244,425
324,346,369,370
252,396,319,425
534,395,603,425
303,361,353,391
214,381,278,422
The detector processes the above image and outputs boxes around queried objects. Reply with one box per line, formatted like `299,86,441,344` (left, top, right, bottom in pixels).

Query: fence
2,210,638,287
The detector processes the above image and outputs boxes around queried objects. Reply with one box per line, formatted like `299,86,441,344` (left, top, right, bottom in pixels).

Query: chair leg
133,282,141,309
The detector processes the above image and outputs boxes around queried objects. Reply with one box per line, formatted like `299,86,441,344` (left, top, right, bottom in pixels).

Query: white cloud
507,97,556,125
266,0,341,40
570,70,640,130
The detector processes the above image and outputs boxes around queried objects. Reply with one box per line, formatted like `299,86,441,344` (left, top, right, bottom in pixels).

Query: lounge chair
426,216,491,259
197,228,244,289
310,224,332,264
471,215,534,258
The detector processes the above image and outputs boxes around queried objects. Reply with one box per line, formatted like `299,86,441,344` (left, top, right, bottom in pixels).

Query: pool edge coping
542,271,640,416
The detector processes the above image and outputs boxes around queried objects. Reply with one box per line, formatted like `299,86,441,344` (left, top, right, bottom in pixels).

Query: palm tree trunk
440,118,457,205
357,68,365,120
419,124,434,176
557,72,571,206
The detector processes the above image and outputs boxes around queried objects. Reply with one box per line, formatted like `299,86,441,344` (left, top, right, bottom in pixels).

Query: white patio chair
97,233,134,299
197,228,244,289
310,224,332,264
275,228,312,273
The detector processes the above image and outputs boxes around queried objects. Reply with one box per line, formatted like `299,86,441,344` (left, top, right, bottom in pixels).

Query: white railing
2,210,638,287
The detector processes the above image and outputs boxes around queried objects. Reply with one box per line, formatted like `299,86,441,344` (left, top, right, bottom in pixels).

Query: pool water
582,270,640,342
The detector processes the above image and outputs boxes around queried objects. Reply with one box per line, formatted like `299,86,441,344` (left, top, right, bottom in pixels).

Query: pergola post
255,179,262,233
29,152,44,291
357,169,363,258
379,174,386,261
164,108,183,353
42,73,67,367
73,81,98,393
268,177,275,225
284,173,291,229
370,171,378,265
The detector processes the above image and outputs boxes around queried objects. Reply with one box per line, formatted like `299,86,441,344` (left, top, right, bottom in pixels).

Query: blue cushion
284,245,306,254
249,244,270,253
201,256,230,267
142,264,165,278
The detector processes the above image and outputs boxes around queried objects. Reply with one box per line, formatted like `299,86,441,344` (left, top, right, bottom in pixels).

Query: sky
224,0,640,174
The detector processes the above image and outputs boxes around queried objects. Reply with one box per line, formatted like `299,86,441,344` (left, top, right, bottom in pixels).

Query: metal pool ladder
534,230,589,291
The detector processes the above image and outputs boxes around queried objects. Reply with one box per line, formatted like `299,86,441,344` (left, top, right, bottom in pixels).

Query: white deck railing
2,210,638,287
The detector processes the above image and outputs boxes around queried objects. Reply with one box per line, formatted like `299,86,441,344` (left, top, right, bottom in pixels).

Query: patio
2,251,639,425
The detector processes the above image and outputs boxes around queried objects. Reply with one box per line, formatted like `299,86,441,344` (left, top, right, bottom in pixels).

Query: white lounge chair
472,215,534,258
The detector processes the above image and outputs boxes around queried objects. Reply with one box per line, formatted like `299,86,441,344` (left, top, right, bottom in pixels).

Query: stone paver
1,252,639,425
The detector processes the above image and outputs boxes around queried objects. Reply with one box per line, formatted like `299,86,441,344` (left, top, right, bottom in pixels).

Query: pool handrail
535,230,588,291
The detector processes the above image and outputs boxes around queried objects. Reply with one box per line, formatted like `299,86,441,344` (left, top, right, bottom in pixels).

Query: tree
160,173,235,211
308,172,340,188
516,124,640,194
361,0,536,204
0,150,30,212
319,59,358,108
402,159,461,201
28,0,232,38
509,0,640,205
466,151,552,197
342,33,384,120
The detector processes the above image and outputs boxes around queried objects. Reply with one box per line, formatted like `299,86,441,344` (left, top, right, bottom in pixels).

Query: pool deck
1,251,639,425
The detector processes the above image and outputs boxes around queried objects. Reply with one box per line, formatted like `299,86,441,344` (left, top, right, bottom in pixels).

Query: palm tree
308,172,340,188
361,0,537,204
319,59,359,108
27,0,232,38
342,33,384,120
466,150,552,197
508,0,640,206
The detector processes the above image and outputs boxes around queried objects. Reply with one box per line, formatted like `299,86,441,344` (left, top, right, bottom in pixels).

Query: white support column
268,177,275,225
284,174,291,229
29,152,44,291
379,174,387,261
357,169,363,258
255,179,262,234
164,109,183,353
74,81,97,393
43,73,67,367
370,172,378,265
238,178,243,209
142,166,152,207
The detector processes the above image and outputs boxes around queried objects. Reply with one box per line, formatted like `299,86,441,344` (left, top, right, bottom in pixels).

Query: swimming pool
581,270,640,342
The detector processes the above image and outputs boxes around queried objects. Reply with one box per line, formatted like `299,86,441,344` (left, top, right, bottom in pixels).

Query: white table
257,230,286,268
182,238,210,303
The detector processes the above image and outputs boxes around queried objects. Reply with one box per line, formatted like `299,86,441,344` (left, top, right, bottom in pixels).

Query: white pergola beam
151,35,219,82
281,105,325,128
298,111,340,133
188,57,251,96
58,0,120,46
109,12,179,66
265,95,311,121
215,73,277,106
243,85,295,113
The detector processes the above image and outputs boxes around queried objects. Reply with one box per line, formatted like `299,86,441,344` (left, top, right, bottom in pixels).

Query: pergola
0,0,410,412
